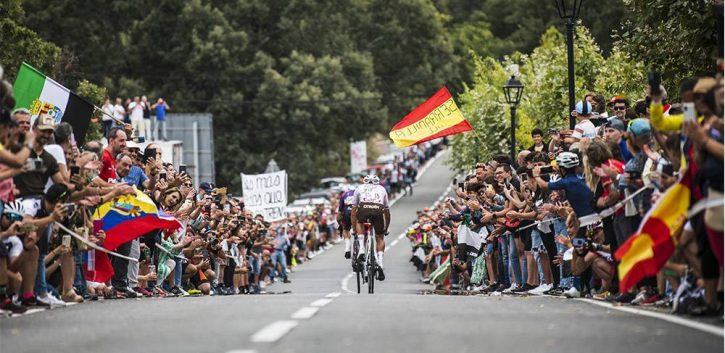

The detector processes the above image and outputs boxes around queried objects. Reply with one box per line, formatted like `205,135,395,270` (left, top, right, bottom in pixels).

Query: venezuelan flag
614,172,691,293
389,87,473,148
84,187,181,283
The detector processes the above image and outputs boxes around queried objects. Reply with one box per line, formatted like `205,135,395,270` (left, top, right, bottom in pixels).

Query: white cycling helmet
364,174,380,184
3,201,26,217
370,175,380,185
555,152,580,169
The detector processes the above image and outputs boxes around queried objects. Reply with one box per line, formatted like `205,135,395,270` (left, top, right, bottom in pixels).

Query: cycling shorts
356,202,386,235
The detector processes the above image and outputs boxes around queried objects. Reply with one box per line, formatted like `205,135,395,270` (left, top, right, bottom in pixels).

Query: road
1,149,722,353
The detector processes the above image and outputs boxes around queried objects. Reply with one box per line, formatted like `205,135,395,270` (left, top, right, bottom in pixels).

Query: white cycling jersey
352,184,389,208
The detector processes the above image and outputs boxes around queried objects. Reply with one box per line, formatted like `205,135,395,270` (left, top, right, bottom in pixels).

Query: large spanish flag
389,87,472,148
614,172,691,293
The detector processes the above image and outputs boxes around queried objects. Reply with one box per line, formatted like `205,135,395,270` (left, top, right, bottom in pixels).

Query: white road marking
291,307,320,320
310,298,333,307
397,233,405,240
225,350,257,353
341,272,354,294
390,239,399,247
251,320,299,343
325,292,341,298
577,298,724,337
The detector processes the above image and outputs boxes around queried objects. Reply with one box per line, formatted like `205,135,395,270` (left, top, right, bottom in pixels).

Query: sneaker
21,295,51,307
528,283,553,295
377,268,386,281
283,278,291,284
502,283,519,293
61,289,84,303
481,283,499,294
641,293,664,306
37,294,66,308
630,290,649,305
493,283,508,293
120,288,138,299
133,287,153,297
608,291,636,304
563,287,581,298
512,284,536,294
169,286,184,297
472,285,485,292
545,287,566,296
0,298,27,314
344,251,351,259
592,290,611,301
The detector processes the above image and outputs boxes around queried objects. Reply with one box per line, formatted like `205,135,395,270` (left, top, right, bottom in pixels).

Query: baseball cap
35,114,56,130
606,118,626,132
627,118,651,137
126,141,140,150
45,183,69,203
199,182,214,193
608,95,626,105
575,100,592,115
693,77,717,94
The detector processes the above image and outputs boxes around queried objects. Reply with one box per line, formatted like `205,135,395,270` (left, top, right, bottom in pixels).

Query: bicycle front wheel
368,229,376,294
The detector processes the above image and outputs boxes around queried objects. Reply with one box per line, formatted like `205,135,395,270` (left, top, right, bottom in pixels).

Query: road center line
291,307,320,320
325,292,341,298
250,320,299,343
310,298,333,307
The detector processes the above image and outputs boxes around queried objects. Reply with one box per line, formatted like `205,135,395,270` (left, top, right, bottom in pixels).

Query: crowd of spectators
101,96,170,142
408,71,724,317
0,64,444,314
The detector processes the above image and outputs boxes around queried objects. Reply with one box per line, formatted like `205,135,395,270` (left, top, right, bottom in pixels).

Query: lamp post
554,0,583,130
503,75,524,164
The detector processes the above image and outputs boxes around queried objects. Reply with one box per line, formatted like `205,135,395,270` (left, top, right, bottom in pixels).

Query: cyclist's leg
372,212,386,276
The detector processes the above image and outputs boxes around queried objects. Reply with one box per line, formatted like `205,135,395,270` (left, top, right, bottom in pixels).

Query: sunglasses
612,106,626,111
4,213,23,222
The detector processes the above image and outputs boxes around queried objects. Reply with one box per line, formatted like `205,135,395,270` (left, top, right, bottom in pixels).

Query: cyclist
337,184,356,259
351,174,390,281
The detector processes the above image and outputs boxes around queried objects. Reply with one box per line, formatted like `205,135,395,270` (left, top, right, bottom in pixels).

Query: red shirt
99,149,117,182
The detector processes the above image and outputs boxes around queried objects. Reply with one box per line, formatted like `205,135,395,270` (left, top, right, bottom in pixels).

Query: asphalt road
1,149,723,353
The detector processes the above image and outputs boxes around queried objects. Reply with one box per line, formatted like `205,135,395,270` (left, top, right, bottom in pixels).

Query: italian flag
13,62,95,144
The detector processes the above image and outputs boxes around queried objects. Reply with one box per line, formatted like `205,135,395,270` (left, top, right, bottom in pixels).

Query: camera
572,237,587,248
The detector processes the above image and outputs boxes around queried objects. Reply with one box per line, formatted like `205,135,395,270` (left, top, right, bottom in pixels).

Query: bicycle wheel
368,228,376,294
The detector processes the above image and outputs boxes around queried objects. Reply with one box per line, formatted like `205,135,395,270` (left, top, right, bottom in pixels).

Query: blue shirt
619,139,633,162
548,173,595,217
338,190,355,213
122,165,149,189
155,104,167,121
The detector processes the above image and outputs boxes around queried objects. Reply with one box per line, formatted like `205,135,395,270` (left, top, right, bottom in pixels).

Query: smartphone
70,165,80,176
93,220,103,233
159,171,167,181
504,177,511,188
540,165,554,174
457,182,464,191
62,203,76,215
62,234,72,247
179,164,187,174
143,148,157,163
683,102,696,122
648,71,661,95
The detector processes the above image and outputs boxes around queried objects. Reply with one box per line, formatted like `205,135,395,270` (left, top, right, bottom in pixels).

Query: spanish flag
614,172,691,293
389,87,473,148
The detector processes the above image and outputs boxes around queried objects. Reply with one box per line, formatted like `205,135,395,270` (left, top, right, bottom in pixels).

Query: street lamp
503,75,524,164
554,0,583,130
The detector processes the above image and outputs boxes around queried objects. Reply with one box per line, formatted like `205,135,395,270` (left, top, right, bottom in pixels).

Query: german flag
614,172,691,293
389,87,473,148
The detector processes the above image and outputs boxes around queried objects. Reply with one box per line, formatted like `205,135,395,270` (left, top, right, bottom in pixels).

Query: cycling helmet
555,152,580,169
363,174,375,184
3,201,26,217
370,175,380,185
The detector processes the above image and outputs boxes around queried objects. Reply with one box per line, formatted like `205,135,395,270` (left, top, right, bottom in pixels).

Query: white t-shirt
44,144,66,192
102,103,114,121
352,184,389,207
128,102,144,121
571,119,596,140
113,104,126,121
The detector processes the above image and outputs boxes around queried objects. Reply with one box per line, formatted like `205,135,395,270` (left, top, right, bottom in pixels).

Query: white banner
241,170,288,221
350,140,367,173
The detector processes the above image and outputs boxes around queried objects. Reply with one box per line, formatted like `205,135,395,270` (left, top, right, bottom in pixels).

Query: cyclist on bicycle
338,184,357,259
351,174,390,281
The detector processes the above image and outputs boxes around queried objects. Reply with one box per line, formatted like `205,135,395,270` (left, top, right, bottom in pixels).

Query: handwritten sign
241,170,287,221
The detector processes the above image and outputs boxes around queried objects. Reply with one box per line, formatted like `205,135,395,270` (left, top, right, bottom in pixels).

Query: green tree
615,0,720,99
0,18,61,81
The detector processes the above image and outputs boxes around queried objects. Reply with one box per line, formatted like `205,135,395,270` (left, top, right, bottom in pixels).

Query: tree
0,18,61,81
615,0,721,99
449,25,646,172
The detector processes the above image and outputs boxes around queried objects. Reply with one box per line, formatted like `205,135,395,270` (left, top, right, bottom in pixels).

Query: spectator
101,97,114,138
152,98,170,141
603,118,632,161
141,96,152,141
528,128,546,153
128,96,145,140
